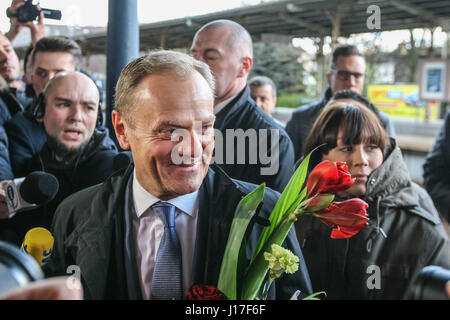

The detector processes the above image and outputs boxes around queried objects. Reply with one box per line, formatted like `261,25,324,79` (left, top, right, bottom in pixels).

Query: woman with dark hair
296,100,450,299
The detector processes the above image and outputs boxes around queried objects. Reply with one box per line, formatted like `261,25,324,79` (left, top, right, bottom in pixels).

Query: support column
106,0,139,145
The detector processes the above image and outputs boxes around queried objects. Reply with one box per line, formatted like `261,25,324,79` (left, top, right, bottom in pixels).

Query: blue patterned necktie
150,202,183,300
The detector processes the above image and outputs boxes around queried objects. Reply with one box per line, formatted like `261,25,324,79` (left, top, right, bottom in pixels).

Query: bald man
0,71,118,245
190,20,294,192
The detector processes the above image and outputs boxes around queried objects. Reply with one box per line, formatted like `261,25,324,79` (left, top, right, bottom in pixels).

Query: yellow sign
368,84,438,119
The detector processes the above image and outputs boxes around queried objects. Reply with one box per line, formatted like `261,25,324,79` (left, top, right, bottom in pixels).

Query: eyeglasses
331,69,365,82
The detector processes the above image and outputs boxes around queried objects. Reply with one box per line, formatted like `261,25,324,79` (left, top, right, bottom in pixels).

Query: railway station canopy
71,0,450,54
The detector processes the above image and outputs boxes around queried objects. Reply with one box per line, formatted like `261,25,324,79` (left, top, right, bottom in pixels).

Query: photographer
5,0,46,46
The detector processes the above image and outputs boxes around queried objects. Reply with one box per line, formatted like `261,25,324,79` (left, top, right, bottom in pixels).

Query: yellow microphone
20,227,54,266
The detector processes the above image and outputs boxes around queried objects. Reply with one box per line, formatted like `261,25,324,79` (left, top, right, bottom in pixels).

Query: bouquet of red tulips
188,150,369,300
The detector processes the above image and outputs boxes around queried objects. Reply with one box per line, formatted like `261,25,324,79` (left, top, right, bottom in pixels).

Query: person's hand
0,180,15,219
6,0,46,45
0,276,83,300
25,10,46,45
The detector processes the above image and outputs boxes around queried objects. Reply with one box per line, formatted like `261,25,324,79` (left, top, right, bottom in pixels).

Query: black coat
0,129,118,245
213,86,295,193
423,111,450,222
0,88,23,126
296,140,450,299
44,164,313,300
0,125,13,180
4,110,47,177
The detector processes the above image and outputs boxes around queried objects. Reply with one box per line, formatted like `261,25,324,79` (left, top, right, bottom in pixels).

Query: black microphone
0,241,43,296
412,265,450,300
4,171,59,215
113,151,133,172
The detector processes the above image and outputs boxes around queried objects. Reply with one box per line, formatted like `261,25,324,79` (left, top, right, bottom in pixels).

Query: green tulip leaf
251,149,316,263
217,183,265,300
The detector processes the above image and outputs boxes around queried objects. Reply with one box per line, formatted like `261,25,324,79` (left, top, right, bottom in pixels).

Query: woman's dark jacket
295,139,450,299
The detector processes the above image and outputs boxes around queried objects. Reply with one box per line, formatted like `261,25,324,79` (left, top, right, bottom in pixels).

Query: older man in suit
44,50,312,300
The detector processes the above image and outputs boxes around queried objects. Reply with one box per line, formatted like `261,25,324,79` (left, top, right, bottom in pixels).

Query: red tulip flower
306,161,355,198
313,198,369,239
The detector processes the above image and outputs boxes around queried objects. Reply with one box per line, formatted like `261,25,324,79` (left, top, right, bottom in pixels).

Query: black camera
0,241,43,297
6,0,62,23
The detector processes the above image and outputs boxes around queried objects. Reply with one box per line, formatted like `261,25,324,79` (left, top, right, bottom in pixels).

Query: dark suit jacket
45,164,312,300
285,87,396,161
214,86,295,193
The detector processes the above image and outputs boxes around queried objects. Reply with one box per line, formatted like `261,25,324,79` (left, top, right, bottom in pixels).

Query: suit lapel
191,167,247,286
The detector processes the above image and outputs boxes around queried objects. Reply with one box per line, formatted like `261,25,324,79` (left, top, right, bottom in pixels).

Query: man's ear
238,56,253,78
112,110,131,150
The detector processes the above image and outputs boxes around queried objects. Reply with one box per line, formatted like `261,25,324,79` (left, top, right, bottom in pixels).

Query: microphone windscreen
21,227,54,267
113,151,133,171
19,171,59,205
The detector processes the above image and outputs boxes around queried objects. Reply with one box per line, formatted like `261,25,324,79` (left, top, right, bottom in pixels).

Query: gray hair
248,76,277,97
115,50,215,127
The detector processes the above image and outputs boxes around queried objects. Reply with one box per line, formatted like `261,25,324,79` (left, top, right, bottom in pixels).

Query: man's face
113,71,215,200
32,51,76,95
191,27,244,105
0,34,20,83
327,55,366,94
250,84,277,115
43,73,99,159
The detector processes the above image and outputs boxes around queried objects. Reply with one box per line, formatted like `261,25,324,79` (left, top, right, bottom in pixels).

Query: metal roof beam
390,0,448,27
278,13,329,35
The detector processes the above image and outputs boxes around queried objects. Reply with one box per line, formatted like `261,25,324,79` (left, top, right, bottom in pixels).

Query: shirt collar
214,94,237,115
132,169,199,218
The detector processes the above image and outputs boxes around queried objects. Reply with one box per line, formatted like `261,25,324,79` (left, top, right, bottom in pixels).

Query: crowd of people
0,0,449,300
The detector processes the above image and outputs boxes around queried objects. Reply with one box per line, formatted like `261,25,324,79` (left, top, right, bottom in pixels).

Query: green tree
249,42,305,94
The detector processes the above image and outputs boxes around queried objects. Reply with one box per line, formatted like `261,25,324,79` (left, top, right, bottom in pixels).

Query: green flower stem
241,212,298,300
260,276,274,300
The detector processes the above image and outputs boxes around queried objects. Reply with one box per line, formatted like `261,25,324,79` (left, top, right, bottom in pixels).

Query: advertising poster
368,84,438,120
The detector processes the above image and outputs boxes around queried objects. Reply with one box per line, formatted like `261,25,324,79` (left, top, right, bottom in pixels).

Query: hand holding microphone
0,181,11,219
0,171,59,219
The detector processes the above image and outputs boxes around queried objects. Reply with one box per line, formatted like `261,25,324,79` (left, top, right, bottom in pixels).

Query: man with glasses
285,44,395,161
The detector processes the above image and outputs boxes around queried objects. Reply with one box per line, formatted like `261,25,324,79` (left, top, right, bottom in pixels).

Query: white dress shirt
131,169,199,300
214,94,237,115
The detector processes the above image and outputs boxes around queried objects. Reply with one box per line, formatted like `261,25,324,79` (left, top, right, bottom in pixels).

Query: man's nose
192,52,204,63
69,105,84,121
178,130,203,159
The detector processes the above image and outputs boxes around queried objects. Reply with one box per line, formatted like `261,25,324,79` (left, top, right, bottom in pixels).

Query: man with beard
5,36,83,177
0,71,118,245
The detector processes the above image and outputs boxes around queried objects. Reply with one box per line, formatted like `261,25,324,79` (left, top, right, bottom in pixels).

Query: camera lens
0,241,43,296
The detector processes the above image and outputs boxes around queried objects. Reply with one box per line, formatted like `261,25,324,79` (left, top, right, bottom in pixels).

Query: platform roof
64,0,450,54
